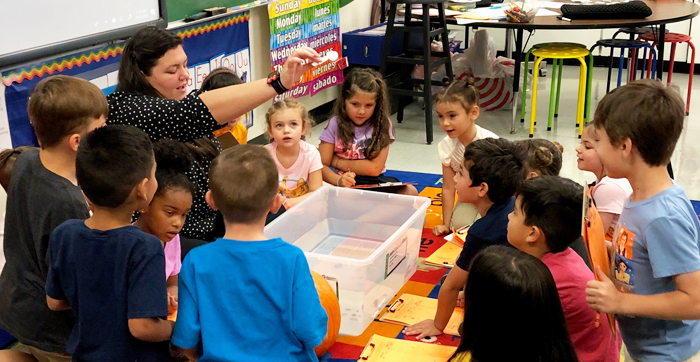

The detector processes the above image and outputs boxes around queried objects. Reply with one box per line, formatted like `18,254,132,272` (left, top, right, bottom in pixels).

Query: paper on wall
0,84,13,150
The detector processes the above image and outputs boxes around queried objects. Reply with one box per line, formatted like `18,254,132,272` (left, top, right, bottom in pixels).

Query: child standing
449,246,579,362
586,80,700,362
404,138,522,339
508,176,621,362
319,68,417,195
0,76,106,362
264,99,323,209
576,124,632,237
433,80,498,236
46,125,173,361
135,139,198,313
172,145,327,361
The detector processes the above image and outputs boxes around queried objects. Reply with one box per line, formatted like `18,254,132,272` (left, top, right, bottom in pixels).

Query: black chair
379,0,454,144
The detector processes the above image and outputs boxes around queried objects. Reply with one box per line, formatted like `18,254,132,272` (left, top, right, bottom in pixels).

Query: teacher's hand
280,47,321,90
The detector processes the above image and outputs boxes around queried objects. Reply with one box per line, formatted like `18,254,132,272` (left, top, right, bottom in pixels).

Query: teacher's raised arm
108,26,320,143
199,46,319,122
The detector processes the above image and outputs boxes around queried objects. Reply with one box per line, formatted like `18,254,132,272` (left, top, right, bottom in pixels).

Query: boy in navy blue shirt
45,125,173,361
172,145,327,361
405,138,522,339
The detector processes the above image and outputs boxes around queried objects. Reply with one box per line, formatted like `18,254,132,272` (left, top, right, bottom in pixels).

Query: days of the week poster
268,0,345,101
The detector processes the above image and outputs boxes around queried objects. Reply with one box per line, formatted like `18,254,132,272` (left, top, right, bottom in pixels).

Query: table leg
380,0,386,23
506,29,513,59
627,32,634,82
511,28,523,134
657,24,666,81
465,26,470,49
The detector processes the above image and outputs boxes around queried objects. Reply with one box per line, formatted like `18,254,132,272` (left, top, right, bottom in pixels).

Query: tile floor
311,65,700,200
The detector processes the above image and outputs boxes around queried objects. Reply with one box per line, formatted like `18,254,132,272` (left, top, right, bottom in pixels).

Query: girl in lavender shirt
318,68,417,195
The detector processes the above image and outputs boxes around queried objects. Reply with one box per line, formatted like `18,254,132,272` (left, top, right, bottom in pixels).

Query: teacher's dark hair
116,26,182,98
449,246,579,362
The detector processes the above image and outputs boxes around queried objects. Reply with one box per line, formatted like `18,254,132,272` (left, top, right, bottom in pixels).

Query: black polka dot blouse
107,91,222,240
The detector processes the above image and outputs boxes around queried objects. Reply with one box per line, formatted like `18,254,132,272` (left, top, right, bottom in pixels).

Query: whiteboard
0,0,166,69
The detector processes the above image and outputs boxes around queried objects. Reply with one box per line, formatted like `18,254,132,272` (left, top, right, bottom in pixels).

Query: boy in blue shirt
405,138,522,339
172,145,328,361
45,125,174,361
586,79,700,362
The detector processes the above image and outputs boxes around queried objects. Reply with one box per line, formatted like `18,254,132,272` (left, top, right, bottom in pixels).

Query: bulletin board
0,11,251,148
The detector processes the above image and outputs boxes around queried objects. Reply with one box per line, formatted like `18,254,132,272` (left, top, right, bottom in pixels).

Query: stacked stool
527,45,590,138
585,39,657,124
638,31,696,115
521,43,587,127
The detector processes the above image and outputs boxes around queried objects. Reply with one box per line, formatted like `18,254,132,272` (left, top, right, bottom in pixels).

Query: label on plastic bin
321,274,339,300
385,236,408,279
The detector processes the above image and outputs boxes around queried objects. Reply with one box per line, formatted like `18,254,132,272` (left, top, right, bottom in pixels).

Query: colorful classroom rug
325,170,457,362
326,169,700,362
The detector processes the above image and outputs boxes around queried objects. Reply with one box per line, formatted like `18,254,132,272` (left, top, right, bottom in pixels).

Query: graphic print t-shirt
611,182,700,362
318,116,394,173
265,140,323,198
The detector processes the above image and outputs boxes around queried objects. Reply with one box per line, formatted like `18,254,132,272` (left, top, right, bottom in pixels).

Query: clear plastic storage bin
265,187,430,336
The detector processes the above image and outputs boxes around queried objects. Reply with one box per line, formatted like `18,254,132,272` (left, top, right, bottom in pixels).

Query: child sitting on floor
319,68,417,195
449,245,579,362
433,79,498,236
514,138,564,178
264,98,323,210
515,138,593,270
46,125,172,361
172,145,327,361
576,124,632,238
507,175,621,362
404,138,522,339
135,139,198,314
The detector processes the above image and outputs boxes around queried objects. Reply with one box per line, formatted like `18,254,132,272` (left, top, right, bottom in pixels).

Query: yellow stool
530,46,590,138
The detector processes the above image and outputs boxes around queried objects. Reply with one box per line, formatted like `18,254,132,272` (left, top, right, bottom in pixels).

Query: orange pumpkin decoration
311,271,341,357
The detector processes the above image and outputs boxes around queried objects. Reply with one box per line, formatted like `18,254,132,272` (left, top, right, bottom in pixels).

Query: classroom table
446,0,700,133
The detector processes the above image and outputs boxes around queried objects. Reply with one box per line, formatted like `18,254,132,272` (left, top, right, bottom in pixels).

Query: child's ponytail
437,79,480,111
515,139,564,177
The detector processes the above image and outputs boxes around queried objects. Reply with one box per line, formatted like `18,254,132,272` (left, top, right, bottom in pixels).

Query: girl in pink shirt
264,99,323,209
135,139,196,314
576,125,633,237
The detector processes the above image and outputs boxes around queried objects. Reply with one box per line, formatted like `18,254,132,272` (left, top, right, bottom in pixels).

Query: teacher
108,26,319,240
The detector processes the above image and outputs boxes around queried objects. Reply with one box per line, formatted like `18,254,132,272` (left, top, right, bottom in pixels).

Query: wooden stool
379,0,454,144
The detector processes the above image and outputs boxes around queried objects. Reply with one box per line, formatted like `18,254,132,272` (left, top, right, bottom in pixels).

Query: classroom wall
246,0,372,139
